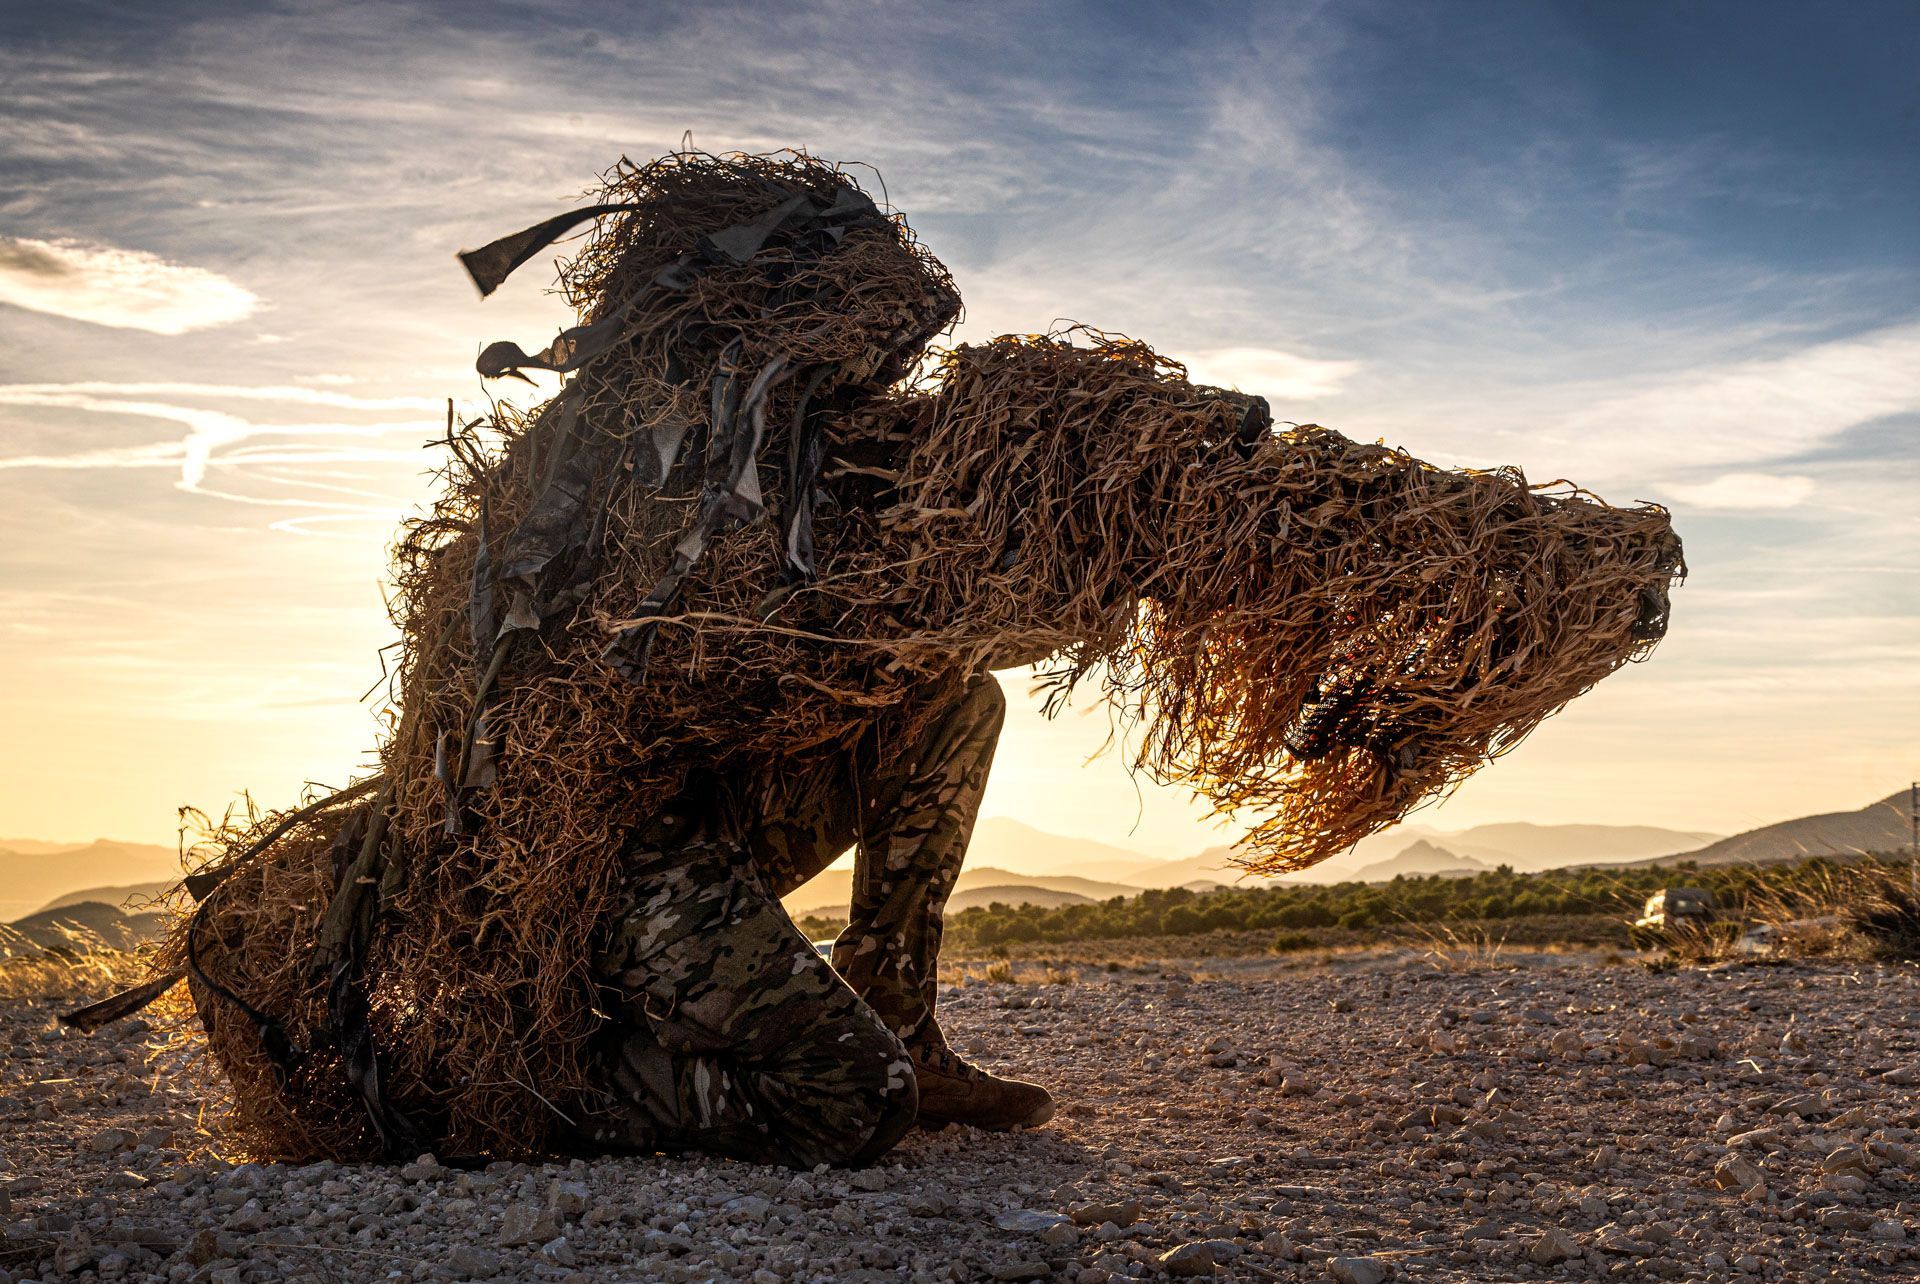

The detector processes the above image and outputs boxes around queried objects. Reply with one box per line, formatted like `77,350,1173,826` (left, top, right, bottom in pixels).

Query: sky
0,0,1915,857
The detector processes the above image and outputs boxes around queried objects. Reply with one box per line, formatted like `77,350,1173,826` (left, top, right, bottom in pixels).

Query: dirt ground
2,953,1916,1283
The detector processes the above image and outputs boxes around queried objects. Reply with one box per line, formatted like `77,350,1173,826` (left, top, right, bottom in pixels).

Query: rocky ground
2,953,1917,1283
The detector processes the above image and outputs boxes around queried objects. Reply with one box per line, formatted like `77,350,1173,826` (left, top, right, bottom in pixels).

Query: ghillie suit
75,150,1682,1162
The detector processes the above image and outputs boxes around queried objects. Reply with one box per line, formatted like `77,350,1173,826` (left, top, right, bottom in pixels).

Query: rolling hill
0,837,93,856
783,864,1143,917
967,817,1162,879
0,839,178,921
1351,840,1488,881
1442,823,1720,870
1075,848,1244,890
1639,791,1914,867
1091,820,1724,887
960,870,1141,901
946,885,1094,913
1,900,168,954
40,880,177,913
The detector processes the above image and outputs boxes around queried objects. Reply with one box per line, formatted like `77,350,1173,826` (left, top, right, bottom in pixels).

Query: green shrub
1161,905,1207,935
937,850,1916,951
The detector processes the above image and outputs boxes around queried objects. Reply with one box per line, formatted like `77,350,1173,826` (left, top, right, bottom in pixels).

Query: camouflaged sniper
93,149,1683,1162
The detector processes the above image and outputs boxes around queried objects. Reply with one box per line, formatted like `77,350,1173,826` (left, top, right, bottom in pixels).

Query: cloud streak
1182,348,1361,400
0,385,429,540
0,236,258,333
1544,322,1920,474
0,380,441,410
1662,472,1817,510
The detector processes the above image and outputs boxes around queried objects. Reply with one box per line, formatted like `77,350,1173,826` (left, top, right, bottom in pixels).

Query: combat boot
908,1041,1055,1130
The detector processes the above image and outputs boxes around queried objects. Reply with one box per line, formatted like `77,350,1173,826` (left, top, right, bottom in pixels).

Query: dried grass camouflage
151,148,1682,1160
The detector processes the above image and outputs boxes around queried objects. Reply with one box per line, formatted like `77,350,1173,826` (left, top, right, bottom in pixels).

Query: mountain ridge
1352,840,1489,882
1,839,179,922
7,795,1904,929
39,880,178,914
1625,791,1914,867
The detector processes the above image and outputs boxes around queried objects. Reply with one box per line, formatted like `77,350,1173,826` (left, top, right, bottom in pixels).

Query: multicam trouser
580,669,1004,1168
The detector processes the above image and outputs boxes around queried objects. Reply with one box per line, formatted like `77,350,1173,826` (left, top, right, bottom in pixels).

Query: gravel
2,954,1916,1281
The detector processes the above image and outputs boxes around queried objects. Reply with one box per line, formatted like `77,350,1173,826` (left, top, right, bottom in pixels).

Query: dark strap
600,352,792,680
457,202,643,297
59,969,185,1032
184,898,308,1081
329,957,426,1157
781,365,837,583
183,776,384,902
1235,395,1274,457
474,283,661,383
307,790,430,1156
312,783,389,970
466,183,886,382
61,779,384,1033
453,188,865,298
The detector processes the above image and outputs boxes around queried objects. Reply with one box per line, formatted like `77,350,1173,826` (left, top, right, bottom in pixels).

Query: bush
1848,878,1920,960
1160,905,1207,935
937,849,1918,953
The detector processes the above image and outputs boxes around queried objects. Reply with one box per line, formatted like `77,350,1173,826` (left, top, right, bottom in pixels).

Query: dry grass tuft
1410,919,1515,971
1657,858,1920,965
0,935,147,1002
1838,868,1920,960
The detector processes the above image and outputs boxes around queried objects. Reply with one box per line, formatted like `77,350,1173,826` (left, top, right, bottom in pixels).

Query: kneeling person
583,669,1054,1168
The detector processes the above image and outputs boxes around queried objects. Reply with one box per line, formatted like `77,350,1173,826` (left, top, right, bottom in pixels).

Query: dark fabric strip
783,365,835,582
60,969,185,1032
457,202,643,297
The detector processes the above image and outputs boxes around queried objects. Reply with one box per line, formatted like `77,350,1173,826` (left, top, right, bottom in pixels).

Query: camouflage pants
583,670,1004,1168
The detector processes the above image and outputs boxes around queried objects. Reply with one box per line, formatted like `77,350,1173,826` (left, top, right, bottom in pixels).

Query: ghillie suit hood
116,151,1680,1160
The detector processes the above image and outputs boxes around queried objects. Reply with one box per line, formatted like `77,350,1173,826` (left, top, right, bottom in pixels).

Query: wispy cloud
1543,321,1920,474
1662,472,1817,510
0,380,440,410
1182,348,1360,400
0,236,258,333
0,385,431,539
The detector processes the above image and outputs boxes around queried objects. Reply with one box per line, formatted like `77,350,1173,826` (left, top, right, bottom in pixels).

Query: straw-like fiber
163,150,1682,1160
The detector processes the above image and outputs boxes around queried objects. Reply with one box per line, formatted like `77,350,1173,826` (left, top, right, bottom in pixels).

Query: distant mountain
40,880,177,913
1064,836,1475,888
783,863,1143,916
828,816,1723,893
0,838,94,856
2,901,168,954
956,869,1140,901
969,817,1162,880
1085,847,1249,890
946,885,1093,913
1443,823,1719,870
1352,840,1488,882
1640,791,1914,867
1263,821,1722,882
0,839,178,921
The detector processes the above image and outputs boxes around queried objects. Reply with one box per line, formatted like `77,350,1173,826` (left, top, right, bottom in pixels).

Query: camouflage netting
142,149,1682,1160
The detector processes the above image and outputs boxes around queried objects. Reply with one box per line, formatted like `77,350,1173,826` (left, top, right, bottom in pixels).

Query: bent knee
771,1027,918,1168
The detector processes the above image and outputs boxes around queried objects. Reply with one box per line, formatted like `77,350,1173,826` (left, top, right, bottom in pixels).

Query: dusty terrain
3,955,1917,1283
